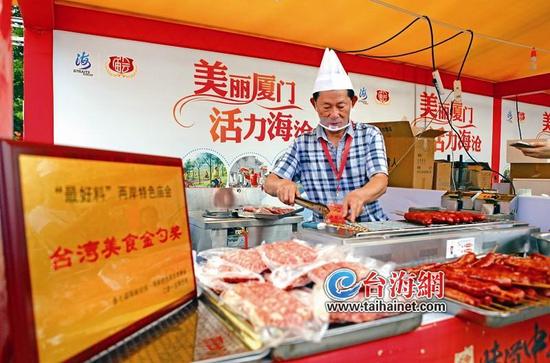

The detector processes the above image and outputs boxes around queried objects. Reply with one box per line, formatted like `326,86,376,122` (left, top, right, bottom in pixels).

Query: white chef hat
312,48,354,94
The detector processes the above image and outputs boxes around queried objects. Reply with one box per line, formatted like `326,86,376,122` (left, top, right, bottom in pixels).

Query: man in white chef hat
265,49,389,222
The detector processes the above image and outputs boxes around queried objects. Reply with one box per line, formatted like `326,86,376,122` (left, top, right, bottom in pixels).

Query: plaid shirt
272,122,389,222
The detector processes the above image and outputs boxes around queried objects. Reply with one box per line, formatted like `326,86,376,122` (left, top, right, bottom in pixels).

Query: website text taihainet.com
325,299,447,314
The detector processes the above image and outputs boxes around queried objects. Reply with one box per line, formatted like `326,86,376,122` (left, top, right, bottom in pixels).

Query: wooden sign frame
0,140,196,362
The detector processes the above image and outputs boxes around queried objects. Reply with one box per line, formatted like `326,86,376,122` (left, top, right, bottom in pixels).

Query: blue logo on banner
359,87,368,101
75,52,91,70
323,268,362,301
506,110,513,122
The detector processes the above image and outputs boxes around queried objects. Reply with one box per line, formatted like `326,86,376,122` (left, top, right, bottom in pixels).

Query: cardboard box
433,160,451,190
510,163,550,179
470,169,493,189
371,121,446,189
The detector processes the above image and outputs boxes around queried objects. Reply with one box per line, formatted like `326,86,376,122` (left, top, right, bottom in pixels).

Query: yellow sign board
19,155,195,362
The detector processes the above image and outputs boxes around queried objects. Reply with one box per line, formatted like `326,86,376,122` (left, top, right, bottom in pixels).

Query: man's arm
342,173,388,222
520,140,550,159
264,173,300,205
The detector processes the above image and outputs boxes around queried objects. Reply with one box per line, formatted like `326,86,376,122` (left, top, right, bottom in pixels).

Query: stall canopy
14,0,550,149
47,0,550,86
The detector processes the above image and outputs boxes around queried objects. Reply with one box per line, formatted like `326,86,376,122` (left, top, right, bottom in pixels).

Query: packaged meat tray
218,281,327,345
200,284,421,358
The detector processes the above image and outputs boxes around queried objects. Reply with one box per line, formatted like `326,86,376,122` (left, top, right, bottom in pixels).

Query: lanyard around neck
319,134,353,191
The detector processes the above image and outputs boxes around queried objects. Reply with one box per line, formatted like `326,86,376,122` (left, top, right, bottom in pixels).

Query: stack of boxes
371,121,447,190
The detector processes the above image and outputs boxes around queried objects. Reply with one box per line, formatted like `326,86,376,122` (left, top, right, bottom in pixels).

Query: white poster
499,100,550,173
53,30,494,188
413,85,494,164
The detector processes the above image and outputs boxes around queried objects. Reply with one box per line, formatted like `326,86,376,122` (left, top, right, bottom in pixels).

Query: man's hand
341,173,388,222
341,189,368,222
276,179,299,205
520,140,550,159
264,173,299,205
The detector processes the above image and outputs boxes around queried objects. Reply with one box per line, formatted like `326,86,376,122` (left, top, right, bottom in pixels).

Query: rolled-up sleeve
365,127,388,178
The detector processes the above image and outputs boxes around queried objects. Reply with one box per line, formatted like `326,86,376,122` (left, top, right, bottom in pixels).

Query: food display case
2,142,548,363
297,219,539,266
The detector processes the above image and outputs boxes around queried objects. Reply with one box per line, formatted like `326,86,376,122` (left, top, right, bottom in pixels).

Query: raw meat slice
259,241,317,267
220,248,267,274
308,261,370,285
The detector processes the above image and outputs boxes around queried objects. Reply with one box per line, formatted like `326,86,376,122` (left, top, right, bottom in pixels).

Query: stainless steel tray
200,286,264,351
271,312,422,361
200,285,421,360
531,232,550,255
444,297,550,328
92,299,270,363
237,207,304,220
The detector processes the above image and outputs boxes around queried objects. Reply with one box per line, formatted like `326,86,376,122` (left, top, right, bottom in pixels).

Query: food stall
1,1,550,362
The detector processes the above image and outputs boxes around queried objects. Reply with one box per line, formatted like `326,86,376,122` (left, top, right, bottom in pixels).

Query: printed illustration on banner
229,154,269,188
107,56,137,78
358,86,368,104
536,111,550,139
375,89,390,105
73,51,93,77
172,58,313,142
182,149,228,188
518,111,526,122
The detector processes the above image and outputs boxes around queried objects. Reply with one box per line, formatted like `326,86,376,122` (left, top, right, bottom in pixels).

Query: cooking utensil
236,206,304,220
296,199,368,234
294,196,330,217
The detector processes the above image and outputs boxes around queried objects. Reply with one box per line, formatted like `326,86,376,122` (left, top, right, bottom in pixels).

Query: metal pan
236,207,304,220
200,285,421,359
271,312,422,360
202,209,239,219
444,297,550,328
531,232,550,255
92,299,270,363
200,286,264,351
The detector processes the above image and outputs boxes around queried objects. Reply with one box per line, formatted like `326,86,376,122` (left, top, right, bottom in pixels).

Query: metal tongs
294,196,369,232
294,196,330,217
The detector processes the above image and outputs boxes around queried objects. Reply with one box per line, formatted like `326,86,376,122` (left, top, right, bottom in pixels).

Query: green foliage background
12,6,23,139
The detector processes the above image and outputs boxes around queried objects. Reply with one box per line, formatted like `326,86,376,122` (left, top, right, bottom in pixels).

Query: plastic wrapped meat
221,281,314,329
308,261,370,285
258,240,317,268
220,248,268,274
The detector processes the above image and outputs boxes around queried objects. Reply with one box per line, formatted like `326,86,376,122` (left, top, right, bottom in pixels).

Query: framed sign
0,140,196,362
